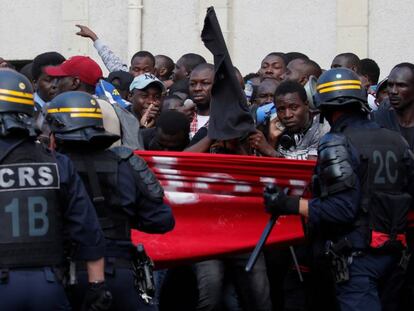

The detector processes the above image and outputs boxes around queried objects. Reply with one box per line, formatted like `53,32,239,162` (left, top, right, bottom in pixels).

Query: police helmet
314,68,369,111
46,91,120,146
0,69,36,137
0,69,34,115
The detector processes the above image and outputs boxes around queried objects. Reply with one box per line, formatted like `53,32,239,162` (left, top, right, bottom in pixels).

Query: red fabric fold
131,151,314,268
131,151,414,268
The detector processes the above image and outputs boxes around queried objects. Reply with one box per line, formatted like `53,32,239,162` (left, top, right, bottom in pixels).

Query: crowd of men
0,22,414,311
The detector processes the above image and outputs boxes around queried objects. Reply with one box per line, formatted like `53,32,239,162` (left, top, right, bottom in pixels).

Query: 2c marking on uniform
372,150,398,184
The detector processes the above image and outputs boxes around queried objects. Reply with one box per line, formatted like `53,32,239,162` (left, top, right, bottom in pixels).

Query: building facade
1,0,412,79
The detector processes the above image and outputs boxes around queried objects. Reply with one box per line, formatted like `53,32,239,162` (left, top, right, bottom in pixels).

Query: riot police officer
0,69,111,310
45,91,175,310
264,68,414,311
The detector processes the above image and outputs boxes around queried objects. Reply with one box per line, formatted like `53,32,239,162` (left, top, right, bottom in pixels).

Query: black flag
201,7,255,140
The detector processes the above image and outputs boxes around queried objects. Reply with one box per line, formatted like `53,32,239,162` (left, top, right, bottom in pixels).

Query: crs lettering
0,163,60,191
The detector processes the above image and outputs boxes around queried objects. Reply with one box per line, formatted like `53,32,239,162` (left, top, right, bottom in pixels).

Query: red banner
132,151,315,268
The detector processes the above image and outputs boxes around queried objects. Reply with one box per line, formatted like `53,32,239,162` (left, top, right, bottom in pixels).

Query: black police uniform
309,114,413,311
371,99,414,311
0,71,105,311
265,68,414,311
67,147,174,311
45,91,175,311
0,138,107,310
310,70,414,311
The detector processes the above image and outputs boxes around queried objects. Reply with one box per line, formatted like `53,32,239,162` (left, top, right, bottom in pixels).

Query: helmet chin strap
318,107,334,126
318,98,369,124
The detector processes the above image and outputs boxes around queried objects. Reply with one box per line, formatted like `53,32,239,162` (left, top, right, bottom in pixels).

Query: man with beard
372,63,414,149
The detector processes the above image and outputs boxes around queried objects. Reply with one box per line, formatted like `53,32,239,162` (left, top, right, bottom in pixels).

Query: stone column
336,0,369,58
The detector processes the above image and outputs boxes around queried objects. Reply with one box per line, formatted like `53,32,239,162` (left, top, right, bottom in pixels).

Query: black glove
263,184,300,215
82,281,112,311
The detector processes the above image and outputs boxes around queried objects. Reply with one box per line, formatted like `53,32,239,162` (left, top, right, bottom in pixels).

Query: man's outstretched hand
76,24,98,42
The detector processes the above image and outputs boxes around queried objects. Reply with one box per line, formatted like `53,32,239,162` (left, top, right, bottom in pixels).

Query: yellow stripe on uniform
316,79,361,90
0,95,34,105
318,85,362,94
70,113,103,118
47,107,101,114
0,89,34,99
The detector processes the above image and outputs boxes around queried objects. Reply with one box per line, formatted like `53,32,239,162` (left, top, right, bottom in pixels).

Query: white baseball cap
129,73,165,92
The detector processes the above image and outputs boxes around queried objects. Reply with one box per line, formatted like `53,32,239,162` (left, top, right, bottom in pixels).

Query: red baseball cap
45,56,103,86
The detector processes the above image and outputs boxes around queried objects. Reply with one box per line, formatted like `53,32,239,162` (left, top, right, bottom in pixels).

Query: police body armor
67,150,131,241
346,127,412,251
0,140,63,268
316,127,412,252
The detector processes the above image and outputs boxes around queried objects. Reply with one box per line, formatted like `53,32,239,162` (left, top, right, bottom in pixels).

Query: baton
289,246,304,282
245,186,288,272
245,213,279,272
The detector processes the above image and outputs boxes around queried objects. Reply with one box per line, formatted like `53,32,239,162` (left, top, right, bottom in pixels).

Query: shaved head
331,52,360,73
283,59,322,85
191,63,214,75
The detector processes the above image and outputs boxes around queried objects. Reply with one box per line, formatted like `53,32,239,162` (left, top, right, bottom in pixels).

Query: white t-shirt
197,114,210,132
